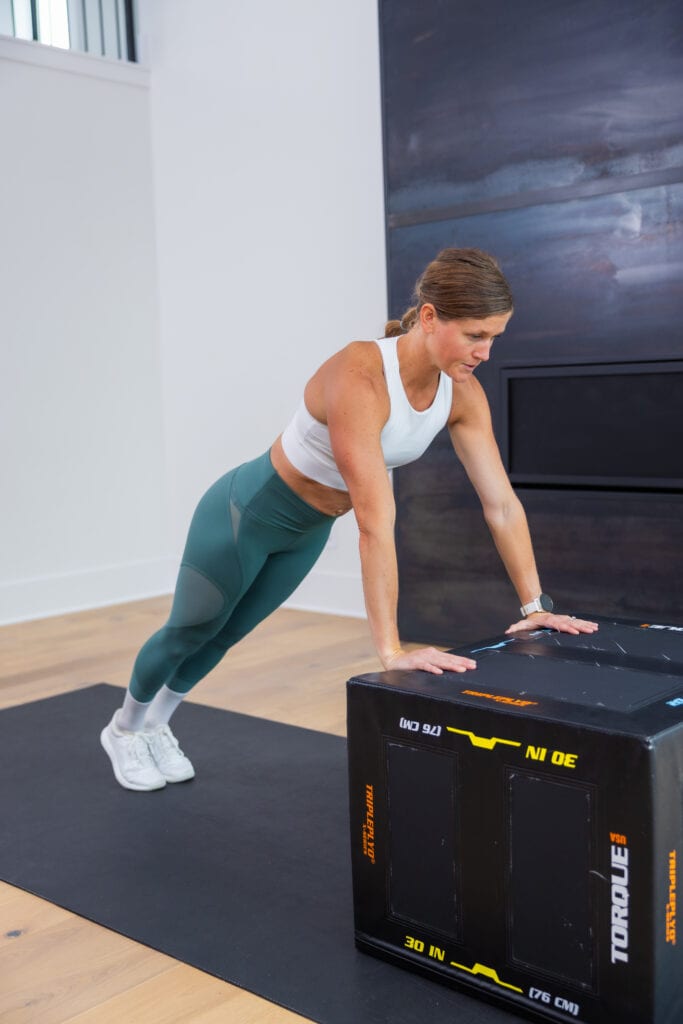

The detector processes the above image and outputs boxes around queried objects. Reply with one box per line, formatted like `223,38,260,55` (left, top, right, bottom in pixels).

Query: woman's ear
419,303,437,332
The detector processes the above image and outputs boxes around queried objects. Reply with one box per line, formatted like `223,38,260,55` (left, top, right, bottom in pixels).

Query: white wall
0,37,171,625
139,0,386,616
0,1,386,625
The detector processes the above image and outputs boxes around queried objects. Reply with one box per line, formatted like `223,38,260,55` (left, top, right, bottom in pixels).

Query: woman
101,248,597,791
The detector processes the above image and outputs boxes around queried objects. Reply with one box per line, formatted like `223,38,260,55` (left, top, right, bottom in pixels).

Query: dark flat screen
506,364,683,489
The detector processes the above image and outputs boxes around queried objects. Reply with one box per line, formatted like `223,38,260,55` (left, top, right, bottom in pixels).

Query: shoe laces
150,724,184,758
123,730,157,769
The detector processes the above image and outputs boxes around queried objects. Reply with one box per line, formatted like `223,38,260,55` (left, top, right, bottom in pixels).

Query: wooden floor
0,598,380,1023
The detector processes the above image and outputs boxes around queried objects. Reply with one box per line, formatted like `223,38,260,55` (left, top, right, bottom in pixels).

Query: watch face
540,593,554,612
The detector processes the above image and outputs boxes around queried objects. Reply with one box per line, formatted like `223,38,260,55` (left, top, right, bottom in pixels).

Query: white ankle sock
117,690,151,732
143,685,185,729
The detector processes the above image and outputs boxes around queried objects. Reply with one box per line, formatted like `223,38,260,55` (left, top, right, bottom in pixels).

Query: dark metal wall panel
380,0,683,643
389,183,683,363
383,0,683,223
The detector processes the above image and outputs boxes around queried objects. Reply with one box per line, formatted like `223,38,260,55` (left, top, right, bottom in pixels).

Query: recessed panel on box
507,772,594,988
386,742,458,937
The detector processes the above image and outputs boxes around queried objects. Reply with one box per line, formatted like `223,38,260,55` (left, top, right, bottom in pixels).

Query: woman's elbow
356,507,396,542
483,494,525,531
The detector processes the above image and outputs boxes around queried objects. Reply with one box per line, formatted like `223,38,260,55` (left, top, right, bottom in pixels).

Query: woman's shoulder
304,340,388,422
337,338,384,368
448,373,490,426
318,339,386,386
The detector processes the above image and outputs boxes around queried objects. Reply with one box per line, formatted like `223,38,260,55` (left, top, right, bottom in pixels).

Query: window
0,0,136,61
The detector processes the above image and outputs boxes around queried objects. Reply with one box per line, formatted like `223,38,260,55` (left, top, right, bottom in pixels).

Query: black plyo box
347,619,683,1024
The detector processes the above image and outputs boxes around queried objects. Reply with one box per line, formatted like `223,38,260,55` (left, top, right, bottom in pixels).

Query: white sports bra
280,337,453,492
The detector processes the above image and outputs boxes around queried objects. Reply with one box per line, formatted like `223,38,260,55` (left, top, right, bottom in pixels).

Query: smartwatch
520,593,554,617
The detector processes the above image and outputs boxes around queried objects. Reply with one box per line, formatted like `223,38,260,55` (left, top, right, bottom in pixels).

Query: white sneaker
100,713,166,792
144,723,195,783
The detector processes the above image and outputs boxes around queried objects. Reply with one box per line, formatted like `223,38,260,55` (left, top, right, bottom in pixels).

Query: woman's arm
324,345,477,674
449,379,598,636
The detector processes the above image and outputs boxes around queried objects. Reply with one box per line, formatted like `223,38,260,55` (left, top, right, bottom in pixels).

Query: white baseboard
284,566,365,619
0,557,177,626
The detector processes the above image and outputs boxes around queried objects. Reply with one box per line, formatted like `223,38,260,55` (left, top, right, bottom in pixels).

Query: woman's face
424,308,512,382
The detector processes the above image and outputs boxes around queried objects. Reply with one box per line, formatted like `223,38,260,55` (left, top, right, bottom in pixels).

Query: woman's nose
473,340,493,362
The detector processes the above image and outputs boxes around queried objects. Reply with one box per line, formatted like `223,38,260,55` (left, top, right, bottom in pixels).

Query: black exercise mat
0,685,523,1024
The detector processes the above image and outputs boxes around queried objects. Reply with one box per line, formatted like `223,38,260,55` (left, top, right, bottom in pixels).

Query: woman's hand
505,613,599,636
382,647,477,675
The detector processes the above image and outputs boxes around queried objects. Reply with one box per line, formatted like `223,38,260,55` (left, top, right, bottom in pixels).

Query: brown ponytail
383,318,404,338
385,248,512,335
383,305,419,337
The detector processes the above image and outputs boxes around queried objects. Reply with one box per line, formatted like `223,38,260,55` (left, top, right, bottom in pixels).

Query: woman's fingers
505,613,600,635
385,647,477,675
558,616,600,634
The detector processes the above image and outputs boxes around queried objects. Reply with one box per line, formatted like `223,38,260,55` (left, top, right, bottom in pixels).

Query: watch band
520,593,554,617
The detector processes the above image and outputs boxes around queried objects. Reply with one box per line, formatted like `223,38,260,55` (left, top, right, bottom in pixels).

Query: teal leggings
129,451,335,702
